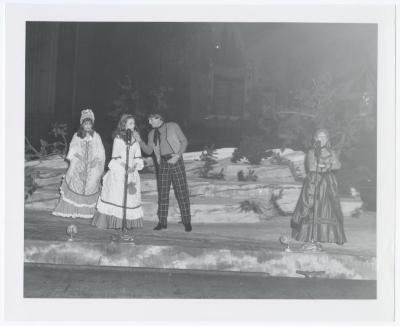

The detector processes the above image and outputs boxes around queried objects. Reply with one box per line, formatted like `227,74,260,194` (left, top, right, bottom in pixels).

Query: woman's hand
128,162,140,173
88,158,98,168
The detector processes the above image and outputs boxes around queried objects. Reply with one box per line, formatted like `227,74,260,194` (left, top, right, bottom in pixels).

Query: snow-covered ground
25,149,363,220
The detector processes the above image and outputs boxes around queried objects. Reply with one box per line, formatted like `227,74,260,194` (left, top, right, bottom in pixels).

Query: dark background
25,22,377,202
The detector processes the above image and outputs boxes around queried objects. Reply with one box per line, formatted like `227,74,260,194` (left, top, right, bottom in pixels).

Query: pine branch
25,137,41,159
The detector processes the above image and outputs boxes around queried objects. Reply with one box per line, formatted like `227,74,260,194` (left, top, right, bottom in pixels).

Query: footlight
66,224,77,241
279,234,292,252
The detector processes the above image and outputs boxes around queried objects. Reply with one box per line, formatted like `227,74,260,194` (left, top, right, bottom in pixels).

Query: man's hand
167,154,180,164
133,131,142,143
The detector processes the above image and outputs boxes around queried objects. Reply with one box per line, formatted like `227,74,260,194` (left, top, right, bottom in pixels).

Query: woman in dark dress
290,129,347,246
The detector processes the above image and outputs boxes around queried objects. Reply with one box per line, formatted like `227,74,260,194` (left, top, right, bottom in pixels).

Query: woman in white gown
52,109,105,219
92,114,144,229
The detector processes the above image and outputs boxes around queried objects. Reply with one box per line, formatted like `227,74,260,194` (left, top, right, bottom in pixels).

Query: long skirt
92,168,143,229
290,171,347,244
52,177,100,219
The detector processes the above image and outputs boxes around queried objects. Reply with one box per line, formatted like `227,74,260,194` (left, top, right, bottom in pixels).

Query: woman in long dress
52,109,105,218
290,128,347,245
92,114,144,229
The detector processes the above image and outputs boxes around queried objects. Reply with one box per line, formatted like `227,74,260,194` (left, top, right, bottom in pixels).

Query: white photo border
3,2,396,323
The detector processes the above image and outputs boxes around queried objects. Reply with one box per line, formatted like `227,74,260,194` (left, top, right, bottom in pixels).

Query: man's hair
147,110,166,121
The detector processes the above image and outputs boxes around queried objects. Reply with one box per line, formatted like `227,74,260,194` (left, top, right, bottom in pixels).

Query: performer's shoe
184,223,192,232
153,223,167,231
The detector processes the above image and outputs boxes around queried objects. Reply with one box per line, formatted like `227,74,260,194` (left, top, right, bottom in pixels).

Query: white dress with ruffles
92,136,144,229
52,132,106,218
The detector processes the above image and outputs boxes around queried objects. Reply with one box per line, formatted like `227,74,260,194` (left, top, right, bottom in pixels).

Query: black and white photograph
2,2,398,324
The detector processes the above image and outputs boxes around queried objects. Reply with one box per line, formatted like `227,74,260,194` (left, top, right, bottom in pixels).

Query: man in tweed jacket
135,111,192,232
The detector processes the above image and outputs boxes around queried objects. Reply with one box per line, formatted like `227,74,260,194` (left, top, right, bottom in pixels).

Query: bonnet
80,109,95,124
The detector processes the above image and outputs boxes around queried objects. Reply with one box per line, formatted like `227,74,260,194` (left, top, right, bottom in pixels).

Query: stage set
24,22,377,299
24,150,376,298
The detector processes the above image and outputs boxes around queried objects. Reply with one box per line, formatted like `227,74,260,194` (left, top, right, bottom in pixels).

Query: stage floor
24,208,377,281
25,209,376,255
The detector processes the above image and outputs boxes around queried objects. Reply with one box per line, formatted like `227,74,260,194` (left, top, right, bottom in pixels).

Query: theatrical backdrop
25,22,377,203
26,22,377,201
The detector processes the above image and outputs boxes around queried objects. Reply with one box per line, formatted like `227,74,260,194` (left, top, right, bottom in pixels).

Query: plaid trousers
156,156,191,225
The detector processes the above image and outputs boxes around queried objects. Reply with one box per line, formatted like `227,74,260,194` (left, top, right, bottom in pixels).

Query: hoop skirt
290,149,347,244
92,137,144,229
52,132,105,219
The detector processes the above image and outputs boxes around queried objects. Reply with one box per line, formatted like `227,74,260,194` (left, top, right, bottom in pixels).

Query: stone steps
141,195,274,223
184,160,297,183
25,191,274,223
141,176,301,197
26,175,362,220
25,155,363,221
